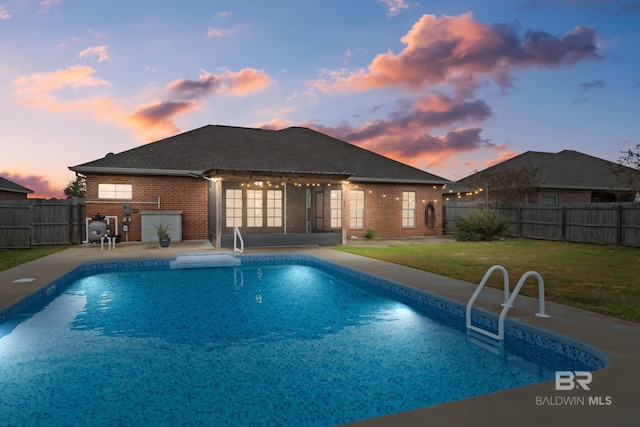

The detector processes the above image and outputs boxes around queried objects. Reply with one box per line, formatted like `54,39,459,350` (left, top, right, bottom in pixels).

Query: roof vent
104,152,115,158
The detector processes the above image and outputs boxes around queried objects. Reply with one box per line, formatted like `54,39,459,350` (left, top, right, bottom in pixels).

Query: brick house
69,125,449,247
446,150,637,205
0,176,34,200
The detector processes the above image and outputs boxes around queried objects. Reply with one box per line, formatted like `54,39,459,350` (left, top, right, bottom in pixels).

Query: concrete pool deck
0,239,638,427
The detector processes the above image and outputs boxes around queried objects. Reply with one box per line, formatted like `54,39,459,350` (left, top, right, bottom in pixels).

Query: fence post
561,206,567,242
517,206,523,237
616,204,622,246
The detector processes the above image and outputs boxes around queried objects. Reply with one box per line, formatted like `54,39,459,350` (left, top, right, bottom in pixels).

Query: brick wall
85,174,208,241
84,175,443,242
345,183,443,238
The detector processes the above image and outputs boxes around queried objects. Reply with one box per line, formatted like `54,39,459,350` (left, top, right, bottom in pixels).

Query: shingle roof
453,150,633,191
69,125,450,184
0,176,34,194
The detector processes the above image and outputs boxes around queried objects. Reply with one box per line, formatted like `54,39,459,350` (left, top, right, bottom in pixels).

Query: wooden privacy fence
0,199,85,248
443,203,640,247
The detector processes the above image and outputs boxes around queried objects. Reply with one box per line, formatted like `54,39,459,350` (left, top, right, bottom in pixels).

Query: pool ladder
466,265,549,342
234,226,244,254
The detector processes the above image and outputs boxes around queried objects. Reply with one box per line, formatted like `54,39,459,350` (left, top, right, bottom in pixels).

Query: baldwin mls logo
535,371,613,406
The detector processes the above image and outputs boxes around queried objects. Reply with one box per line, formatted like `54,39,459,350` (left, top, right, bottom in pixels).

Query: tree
64,176,86,198
613,143,640,194
471,166,540,205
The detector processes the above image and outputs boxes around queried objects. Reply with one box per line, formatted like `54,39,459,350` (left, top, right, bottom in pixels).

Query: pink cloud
39,0,61,14
207,27,236,37
310,13,601,93
378,0,409,16
14,65,108,95
79,46,111,62
485,150,519,167
256,117,295,130
126,100,200,141
1,171,64,199
13,66,273,142
299,12,602,178
302,89,494,170
0,5,11,20
166,68,271,99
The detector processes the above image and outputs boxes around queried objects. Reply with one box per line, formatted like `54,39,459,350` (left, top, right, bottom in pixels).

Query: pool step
170,252,241,269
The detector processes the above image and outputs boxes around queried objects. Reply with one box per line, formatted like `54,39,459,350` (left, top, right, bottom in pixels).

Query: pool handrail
234,226,244,254
467,266,549,341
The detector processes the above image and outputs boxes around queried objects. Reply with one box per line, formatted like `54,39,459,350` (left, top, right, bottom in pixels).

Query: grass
0,246,69,272
335,239,640,323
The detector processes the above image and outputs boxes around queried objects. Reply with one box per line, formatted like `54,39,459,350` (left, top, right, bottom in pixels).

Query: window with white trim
225,189,242,227
266,190,282,227
330,189,342,228
98,184,132,200
402,191,416,227
349,189,364,229
246,189,263,227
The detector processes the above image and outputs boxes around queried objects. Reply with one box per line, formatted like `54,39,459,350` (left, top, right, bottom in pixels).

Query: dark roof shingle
453,150,634,191
0,176,34,194
70,125,449,184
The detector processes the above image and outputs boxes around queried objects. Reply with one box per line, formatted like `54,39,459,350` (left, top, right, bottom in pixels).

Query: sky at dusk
1,0,639,198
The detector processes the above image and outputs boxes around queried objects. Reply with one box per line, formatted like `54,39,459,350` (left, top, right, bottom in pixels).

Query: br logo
555,371,592,391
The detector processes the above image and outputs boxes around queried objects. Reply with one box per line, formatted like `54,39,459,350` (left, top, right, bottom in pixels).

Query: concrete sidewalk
0,241,638,427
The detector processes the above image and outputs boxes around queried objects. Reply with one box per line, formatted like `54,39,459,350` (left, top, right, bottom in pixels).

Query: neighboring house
69,125,449,247
446,150,637,205
0,176,34,200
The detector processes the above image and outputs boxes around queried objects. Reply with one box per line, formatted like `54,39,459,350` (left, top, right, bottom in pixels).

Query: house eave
0,187,34,194
348,176,450,185
540,184,634,192
68,167,205,177
68,166,353,182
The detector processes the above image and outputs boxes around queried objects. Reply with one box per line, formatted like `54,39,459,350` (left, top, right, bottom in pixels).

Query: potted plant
155,223,171,247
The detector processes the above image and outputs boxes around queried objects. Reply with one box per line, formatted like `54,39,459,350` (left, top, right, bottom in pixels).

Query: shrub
454,209,509,241
365,229,376,239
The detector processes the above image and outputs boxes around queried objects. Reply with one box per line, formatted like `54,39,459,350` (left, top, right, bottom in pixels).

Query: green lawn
0,246,69,272
335,239,640,323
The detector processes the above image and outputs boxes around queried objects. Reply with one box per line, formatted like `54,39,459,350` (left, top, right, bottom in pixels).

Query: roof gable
69,125,449,184
0,176,34,194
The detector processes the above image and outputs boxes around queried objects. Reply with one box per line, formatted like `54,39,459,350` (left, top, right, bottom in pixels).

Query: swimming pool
0,254,606,426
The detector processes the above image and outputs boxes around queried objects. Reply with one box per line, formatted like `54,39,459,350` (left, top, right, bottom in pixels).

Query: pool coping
0,241,638,426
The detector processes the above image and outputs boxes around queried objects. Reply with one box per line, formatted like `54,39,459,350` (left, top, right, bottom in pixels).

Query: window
402,191,416,227
266,190,282,227
225,189,242,227
349,189,364,229
542,195,558,206
98,184,132,200
246,189,263,227
330,190,342,228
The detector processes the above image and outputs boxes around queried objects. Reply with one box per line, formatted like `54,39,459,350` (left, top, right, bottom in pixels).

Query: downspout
215,179,222,248
341,181,348,245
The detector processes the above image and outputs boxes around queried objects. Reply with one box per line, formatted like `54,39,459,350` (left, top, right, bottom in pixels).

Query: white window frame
266,190,282,227
246,189,263,227
98,184,132,200
349,189,364,229
330,189,342,228
225,189,243,227
402,191,416,228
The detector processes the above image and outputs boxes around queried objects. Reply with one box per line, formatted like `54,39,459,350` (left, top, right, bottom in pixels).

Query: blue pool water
0,255,605,426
